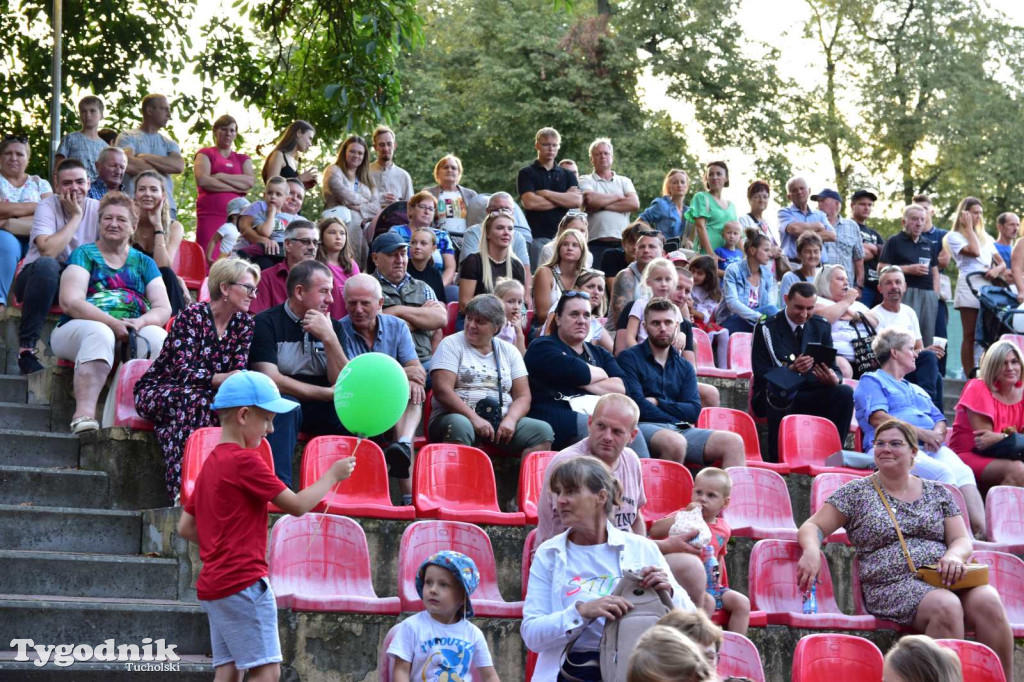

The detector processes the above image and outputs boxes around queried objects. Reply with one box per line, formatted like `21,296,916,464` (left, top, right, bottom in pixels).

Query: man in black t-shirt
878,204,939,346
516,127,582,267
851,190,883,307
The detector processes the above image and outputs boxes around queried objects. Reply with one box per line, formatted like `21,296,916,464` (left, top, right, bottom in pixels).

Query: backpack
559,570,675,682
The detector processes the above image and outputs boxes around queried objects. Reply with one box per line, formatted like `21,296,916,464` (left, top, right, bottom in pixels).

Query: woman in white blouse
814,264,878,378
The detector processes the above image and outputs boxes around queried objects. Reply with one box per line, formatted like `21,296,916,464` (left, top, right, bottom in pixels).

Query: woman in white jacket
521,456,694,681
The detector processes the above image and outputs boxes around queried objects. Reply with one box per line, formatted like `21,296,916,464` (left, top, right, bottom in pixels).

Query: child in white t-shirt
206,196,251,263
386,551,500,682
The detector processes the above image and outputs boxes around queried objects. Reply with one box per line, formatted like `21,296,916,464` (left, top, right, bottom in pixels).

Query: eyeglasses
874,439,908,450
563,290,591,300
3,134,27,144
288,237,320,247
487,208,514,217
230,282,259,297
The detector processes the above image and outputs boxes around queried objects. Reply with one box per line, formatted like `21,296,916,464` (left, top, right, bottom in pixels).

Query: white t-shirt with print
871,303,923,342
437,190,468,238
561,541,624,651
429,333,527,417
386,610,492,681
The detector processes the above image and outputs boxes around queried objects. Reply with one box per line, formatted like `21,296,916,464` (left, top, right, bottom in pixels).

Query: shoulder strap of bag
857,312,877,336
491,338,503,413
870,474,917,574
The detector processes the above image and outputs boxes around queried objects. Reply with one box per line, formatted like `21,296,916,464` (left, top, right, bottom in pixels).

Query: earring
1016,380,1023,388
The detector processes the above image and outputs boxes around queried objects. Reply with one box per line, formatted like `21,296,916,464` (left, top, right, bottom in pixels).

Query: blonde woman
532,228,589,324
425,154,477,241
458,210,524,312
945,197,1005,376
132,170,189,313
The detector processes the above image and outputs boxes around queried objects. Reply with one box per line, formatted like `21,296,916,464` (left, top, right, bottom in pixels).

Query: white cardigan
520,520,695,682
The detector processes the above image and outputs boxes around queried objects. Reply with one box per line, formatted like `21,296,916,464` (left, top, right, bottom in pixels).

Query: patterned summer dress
827,475,960,625
134,302,253,500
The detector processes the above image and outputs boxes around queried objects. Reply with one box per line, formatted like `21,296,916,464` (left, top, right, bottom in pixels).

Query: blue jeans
721,305,778,334
0,230,22,306
13,257,64,348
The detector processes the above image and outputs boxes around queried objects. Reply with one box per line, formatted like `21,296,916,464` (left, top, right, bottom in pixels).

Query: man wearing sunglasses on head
249,221,346,319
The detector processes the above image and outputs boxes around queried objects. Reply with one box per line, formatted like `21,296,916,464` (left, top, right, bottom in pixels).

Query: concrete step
0,375,27,403
0,430,79,468
0,594,210,655
0,656,214,680
0,466,108,508
0,505,140,555
0,402,51,431
0,551,179,600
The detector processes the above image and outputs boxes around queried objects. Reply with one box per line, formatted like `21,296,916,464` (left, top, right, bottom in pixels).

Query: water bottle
701,544,718,592
802,581,818,614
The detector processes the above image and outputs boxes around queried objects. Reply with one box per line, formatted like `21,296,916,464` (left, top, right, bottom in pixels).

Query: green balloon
333,353,411,437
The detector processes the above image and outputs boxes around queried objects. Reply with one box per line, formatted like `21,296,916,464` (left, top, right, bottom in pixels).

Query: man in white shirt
579,138,639,269
535,393,706,607
872,266,946,409
368,125,414,209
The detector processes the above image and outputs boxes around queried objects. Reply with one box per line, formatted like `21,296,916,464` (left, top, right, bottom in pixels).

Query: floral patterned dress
827,475,960,625
134,302,253,500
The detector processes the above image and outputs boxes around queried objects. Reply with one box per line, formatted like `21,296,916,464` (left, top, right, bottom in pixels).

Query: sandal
70,417,100,434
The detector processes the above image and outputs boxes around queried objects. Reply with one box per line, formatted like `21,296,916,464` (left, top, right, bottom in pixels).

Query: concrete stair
0,373,210,679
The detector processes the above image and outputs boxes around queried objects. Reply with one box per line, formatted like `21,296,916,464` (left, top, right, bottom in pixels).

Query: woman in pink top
949,340,1024,489
193,115,254,250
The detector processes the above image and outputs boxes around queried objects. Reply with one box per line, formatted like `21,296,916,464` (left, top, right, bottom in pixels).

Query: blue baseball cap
211,371,299,414
811,188,843,203
372,232,409,254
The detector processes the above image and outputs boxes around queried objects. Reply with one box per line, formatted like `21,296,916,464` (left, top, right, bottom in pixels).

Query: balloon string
306,435,364,558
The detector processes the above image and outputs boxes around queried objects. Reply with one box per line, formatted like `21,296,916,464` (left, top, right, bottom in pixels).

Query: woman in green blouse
685,161,738,259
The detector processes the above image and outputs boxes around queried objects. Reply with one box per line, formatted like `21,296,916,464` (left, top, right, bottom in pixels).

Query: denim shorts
201,577,282,670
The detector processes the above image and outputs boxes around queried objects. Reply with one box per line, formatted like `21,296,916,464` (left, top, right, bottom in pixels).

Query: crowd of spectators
7,95,1024,680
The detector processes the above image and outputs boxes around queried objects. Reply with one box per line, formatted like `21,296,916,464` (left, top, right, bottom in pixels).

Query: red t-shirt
707,516,732,589
183,442,287,600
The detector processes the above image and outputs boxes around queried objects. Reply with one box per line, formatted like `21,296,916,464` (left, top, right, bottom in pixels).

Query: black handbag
979,431,1024,460
849,312,878,376
473,340,504,433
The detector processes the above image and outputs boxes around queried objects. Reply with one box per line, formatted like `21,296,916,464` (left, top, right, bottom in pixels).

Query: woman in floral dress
134,257,259,501
796,418,1014,680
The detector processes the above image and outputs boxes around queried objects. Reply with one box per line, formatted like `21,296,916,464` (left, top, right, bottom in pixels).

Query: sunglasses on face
563,290,591,301
487,208,514,217
3,134,28,144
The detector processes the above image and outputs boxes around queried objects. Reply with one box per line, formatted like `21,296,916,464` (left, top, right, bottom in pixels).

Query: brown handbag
870,475,988,591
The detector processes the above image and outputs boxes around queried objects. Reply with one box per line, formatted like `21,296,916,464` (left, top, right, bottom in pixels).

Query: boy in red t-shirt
177,371,355,682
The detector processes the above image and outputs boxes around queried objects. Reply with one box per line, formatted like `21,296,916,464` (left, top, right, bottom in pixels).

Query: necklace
877,474,910,501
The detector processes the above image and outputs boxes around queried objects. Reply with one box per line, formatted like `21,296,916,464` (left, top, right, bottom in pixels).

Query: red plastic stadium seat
444,301,459,336
779,414,871,477
269,513,400,614
412,444,525,525
1000,333,1024,355
300,436,414,520
727,332,753,378
849,556,906,631
111,359,154,431
791,633,884,682
722,467,798,540
984,486,1024,553
180,426,280,512
809,473,860,544
518,450,556,526
172,240,207,291
935,639,1006,682
692,327,737,378
639,459,694,527
522,528,539,600
697,407,789,474
970,550,1024,637
717,631,765,682
398,520,523,617
198,277,211,303
748,539,881,629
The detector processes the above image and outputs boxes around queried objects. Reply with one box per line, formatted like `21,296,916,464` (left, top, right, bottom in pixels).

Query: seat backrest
522,528,538,600
378,625,399,682
444,301,459,336
791,633,883,682
748,540,840,615
180,427,274,508
971,550,1024,626
697,408,761,462
986,486,1024,544
113,359,153,428
413,444,502,514
172,239,208,283
722,467,795,530
809,473,860,515
691,327,715,368
300,436,391,505
398,520,506,609
198,277,211,303
935,639,1006,682
718,631,765,682
269,513,377,599
727,332,753,374
779,414,842,468
1000,333,1024,355
518,450,556,524
940,482,972,536
639,459,694,523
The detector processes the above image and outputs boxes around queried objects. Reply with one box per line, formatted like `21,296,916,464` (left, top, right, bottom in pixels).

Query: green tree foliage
394,0,693,204
0,0,197,171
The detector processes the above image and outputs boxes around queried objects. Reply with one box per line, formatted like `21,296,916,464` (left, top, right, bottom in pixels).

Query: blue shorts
201,577,282,671
637,423,713,464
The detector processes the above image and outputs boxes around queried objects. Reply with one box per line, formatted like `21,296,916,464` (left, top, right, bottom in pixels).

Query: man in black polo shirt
878,204,939,346
517,126,583,267
851,189,882,307
249,260,349,487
